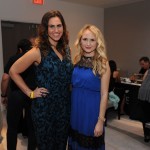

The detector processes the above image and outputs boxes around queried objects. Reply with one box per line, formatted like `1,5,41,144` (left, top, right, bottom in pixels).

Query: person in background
139,56,150,74
109,60,120,92
138,69,150,143
0,78,8,144
1,39,37,150
68,24,110,150
0,103,3,143
130,56,150,82
108,60,125,115
9,10,73,150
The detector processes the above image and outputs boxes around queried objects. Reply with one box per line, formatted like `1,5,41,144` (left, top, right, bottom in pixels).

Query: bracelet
29,91,34,99
1,94,7,98
98,116,106,122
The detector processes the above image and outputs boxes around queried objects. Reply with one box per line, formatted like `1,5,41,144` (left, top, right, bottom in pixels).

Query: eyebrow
48,24,62,26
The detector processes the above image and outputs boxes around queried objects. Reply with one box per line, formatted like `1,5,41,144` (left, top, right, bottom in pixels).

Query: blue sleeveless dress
31,47,73,150
68,65,105,150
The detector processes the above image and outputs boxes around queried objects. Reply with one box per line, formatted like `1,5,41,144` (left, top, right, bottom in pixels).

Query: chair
105,87,125,126
105,100,120,126
145,122,150,129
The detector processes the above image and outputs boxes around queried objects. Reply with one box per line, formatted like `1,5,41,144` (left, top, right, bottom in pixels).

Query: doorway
1,20,39,67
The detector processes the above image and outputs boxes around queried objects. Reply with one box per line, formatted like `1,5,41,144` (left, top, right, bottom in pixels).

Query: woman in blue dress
68,24,110,150
10,10,73,150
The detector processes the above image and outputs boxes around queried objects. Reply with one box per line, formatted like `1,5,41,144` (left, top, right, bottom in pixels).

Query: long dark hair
37,10,68,56
109,60,117,73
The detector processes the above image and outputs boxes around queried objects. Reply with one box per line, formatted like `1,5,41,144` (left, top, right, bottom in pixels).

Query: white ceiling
60,0,144,8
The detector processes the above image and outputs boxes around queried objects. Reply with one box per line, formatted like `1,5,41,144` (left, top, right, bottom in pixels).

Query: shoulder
28,47,40,54
25,47,40,59
29,47,41,64
15,47,41,65
113,71,119,77
143,69,149,80
113,71,120,82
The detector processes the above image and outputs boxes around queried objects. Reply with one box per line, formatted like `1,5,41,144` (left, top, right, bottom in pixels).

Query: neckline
83,55,94,59
77,56,93,68
51,46,63,62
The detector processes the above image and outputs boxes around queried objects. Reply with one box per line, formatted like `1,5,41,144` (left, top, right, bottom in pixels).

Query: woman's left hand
32,87,49,98
94,121,104,137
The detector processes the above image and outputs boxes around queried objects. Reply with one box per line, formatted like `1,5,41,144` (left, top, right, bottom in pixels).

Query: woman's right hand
1,97,8,107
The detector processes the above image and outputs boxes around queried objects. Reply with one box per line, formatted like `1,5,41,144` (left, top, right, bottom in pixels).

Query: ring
41,93,45,97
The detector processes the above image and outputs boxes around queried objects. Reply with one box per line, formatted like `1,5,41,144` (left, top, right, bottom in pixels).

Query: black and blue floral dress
32,46,73,150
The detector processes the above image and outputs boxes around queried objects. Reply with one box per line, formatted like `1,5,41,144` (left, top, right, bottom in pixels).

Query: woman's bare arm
9,47,41,97
99,62,110,121
94,62,110,137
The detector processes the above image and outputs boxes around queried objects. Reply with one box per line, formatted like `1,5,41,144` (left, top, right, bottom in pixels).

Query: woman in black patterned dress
10,10,73,150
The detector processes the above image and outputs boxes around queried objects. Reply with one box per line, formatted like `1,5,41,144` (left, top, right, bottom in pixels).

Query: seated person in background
130,56,150,82
139,56,150,74
109,60,120,92
138,69,150,143
109,60,125,115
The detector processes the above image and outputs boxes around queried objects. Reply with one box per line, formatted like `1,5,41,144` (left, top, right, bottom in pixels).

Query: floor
0,109,150,150
105,111,150,150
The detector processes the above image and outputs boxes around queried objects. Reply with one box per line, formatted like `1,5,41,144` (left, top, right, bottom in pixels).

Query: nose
53,26,59,32
87,40,91,45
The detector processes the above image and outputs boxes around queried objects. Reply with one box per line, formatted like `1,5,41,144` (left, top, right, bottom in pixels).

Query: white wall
0,0,104,79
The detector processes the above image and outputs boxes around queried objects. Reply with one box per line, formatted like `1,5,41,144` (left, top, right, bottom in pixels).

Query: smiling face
48,16,63,46
80,29,97,57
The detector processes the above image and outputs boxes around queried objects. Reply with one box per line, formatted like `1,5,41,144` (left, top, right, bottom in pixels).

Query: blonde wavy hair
74,24,108,76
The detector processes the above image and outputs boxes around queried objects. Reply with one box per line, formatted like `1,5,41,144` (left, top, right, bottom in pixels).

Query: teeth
54,35,59,37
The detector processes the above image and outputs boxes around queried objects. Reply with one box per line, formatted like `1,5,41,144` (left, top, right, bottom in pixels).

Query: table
120,81,141,87
115,81,142,121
